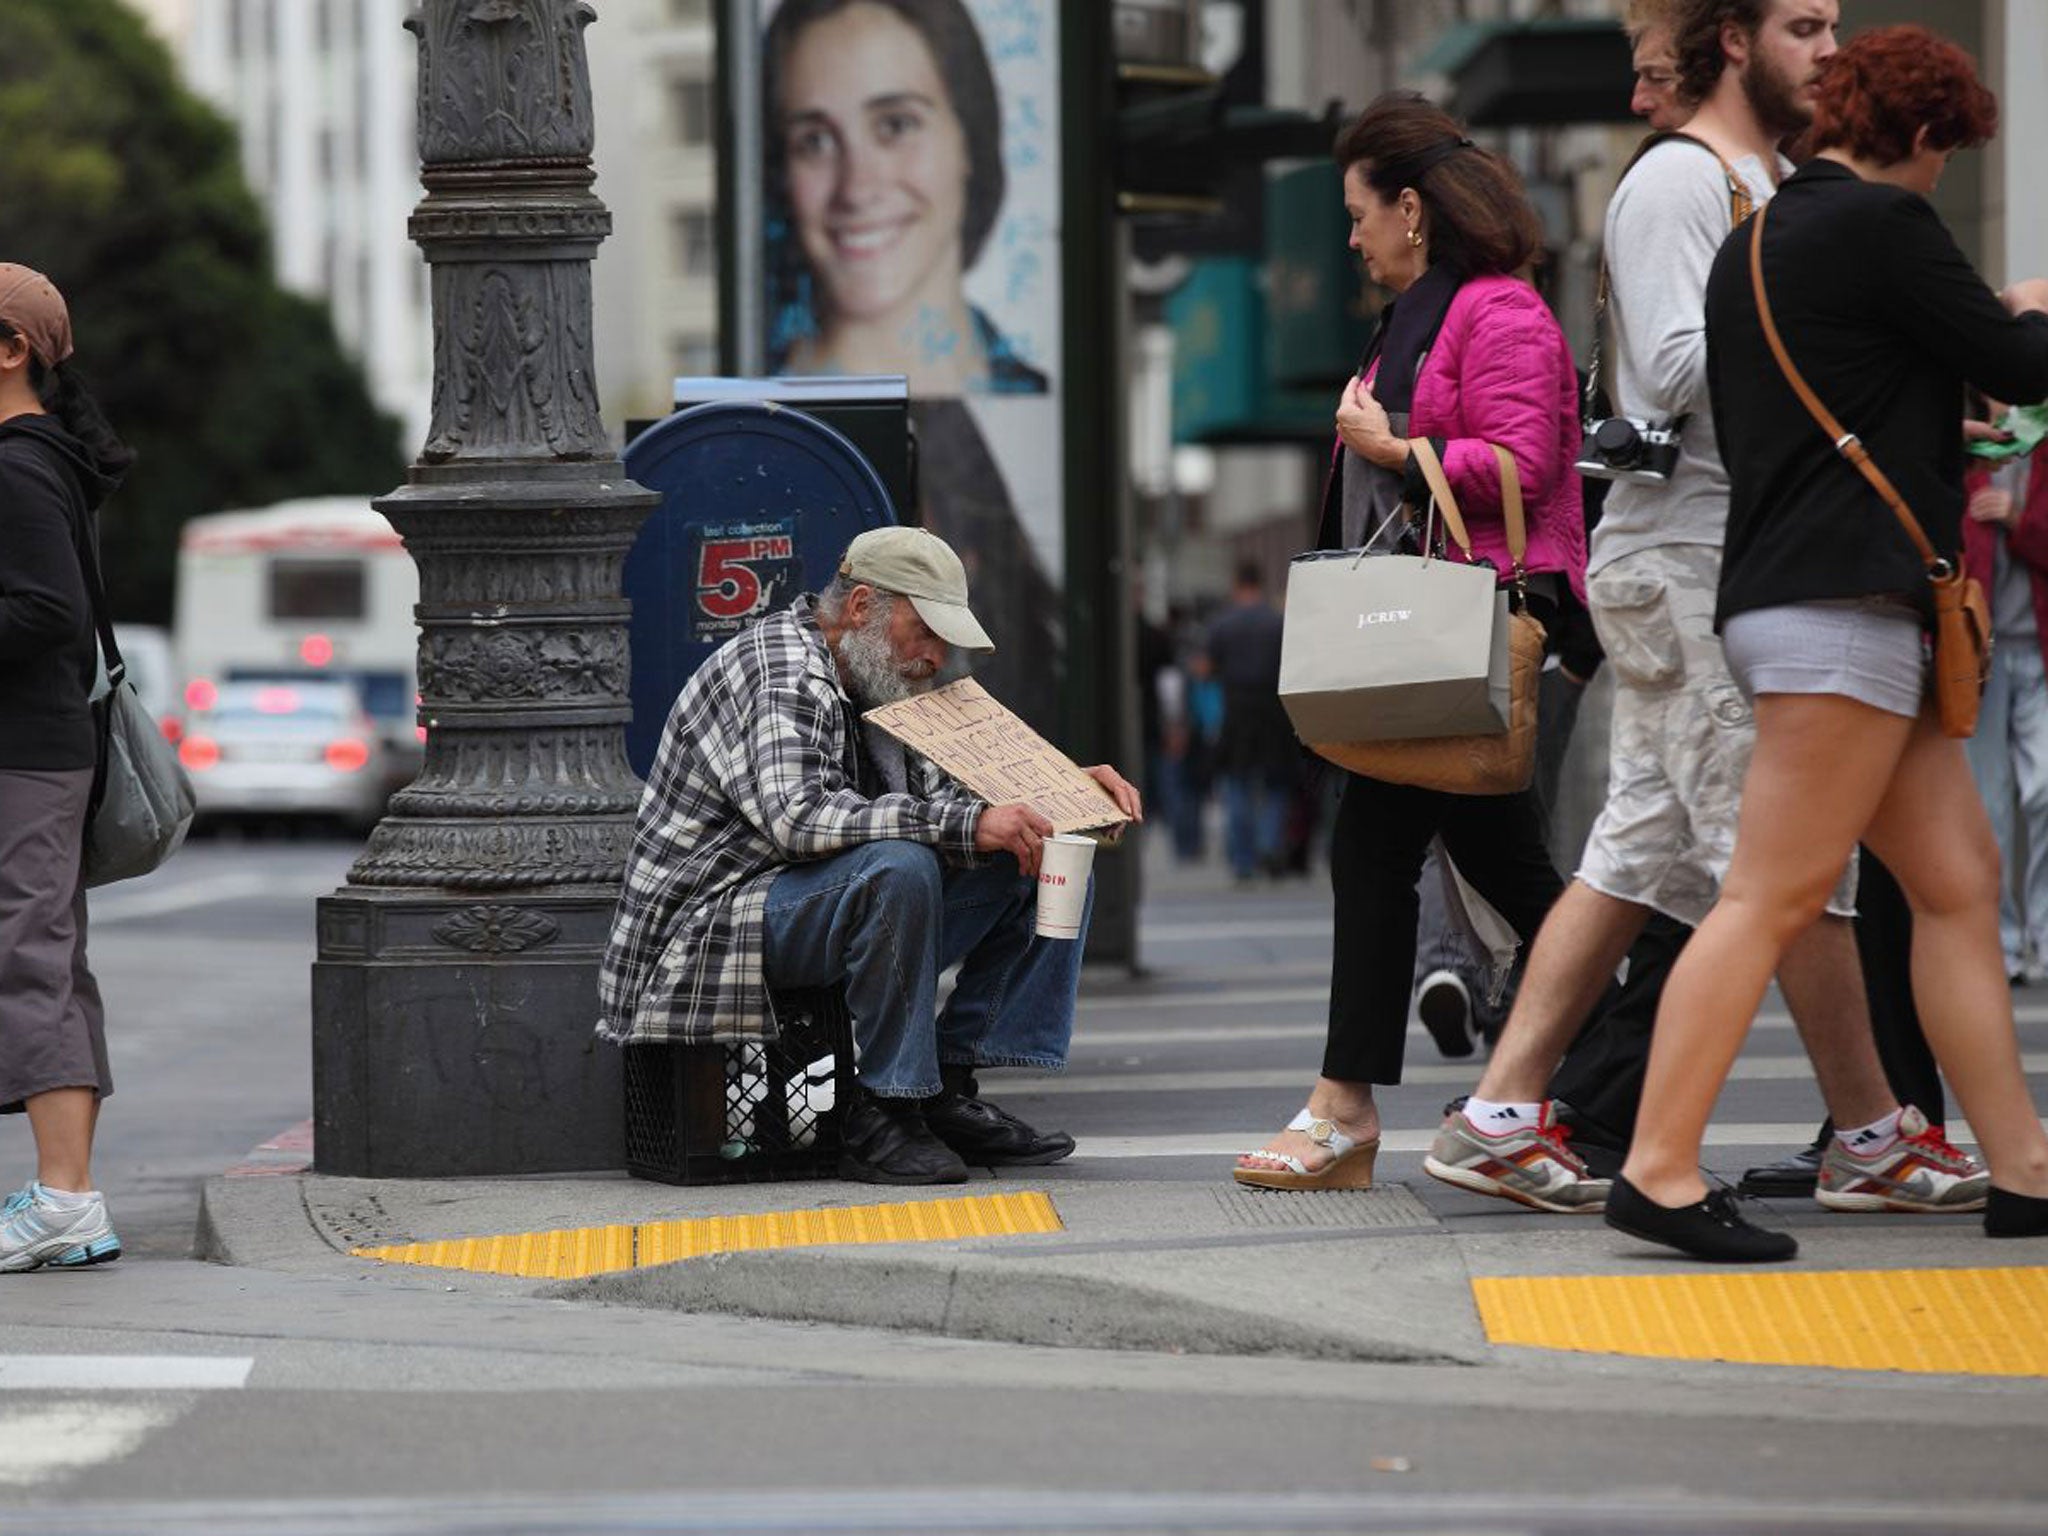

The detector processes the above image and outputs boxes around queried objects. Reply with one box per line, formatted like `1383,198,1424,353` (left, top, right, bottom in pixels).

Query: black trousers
1547,847,1943,1145
1325,772,1562,1084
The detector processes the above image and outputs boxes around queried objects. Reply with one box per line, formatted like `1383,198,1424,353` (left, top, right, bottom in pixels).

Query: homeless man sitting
598,526,1143,1184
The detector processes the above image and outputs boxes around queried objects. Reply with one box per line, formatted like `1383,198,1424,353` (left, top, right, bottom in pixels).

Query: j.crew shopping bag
1277,548,1510,745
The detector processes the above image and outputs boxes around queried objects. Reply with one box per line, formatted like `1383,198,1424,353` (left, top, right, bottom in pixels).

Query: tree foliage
0,0,407,622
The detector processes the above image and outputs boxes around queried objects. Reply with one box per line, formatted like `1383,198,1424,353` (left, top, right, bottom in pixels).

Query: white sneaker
0,1184,122,1273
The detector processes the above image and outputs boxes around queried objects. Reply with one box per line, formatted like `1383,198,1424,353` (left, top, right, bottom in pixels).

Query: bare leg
1775,915,1896,1131
1624,695,1914,1206
1472,880,1649,1102
25,1087,96,1193
1237,1078,1379,1173
1865,712,2048,1197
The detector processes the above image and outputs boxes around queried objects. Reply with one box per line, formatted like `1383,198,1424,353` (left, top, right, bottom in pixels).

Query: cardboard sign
863,678,1128,835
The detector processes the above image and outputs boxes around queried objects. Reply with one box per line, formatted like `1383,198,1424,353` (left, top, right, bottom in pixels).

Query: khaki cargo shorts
1576,544,1856,928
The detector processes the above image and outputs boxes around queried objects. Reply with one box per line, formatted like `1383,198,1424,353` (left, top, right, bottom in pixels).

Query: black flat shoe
1737,1138,1826,1199
1606,1174,1798,1262
838,1090,969,1185
1985,1186,2048,1238
923,1087,1075,1167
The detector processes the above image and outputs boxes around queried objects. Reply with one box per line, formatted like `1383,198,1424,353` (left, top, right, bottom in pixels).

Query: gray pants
0,767,111,1113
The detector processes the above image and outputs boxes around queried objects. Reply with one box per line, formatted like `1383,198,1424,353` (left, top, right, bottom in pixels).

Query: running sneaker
0,1183,122,1273
1423,1102,1611,1212
1816,1106,1989,1213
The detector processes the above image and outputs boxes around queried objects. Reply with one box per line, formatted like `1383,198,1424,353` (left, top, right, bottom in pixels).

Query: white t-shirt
1589,139,1786,576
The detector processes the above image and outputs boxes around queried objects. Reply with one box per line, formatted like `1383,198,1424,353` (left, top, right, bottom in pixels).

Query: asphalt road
4,831,2047,1533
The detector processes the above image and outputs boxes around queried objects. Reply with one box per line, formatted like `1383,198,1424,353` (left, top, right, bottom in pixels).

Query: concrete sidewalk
196,1141,2047,1382
194,845,2048,1385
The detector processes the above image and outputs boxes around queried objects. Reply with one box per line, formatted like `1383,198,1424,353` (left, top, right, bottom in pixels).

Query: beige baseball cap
838,526,995,654
0,264,73,367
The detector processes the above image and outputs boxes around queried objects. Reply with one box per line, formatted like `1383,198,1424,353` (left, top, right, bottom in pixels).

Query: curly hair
1670,0,1766,106
1808,25,1997,166
1331,93,1544,279
1624,0,1679,43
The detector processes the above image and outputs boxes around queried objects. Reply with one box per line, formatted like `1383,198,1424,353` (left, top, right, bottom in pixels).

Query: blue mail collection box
620,377,909,778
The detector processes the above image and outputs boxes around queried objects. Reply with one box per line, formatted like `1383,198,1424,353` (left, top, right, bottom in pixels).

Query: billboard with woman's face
751,0,1065,734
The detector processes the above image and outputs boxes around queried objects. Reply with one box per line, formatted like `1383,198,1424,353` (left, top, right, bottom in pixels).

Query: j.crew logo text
1358,609,1413,628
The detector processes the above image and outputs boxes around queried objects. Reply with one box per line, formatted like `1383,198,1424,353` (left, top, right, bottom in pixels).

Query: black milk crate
623,986,853,1185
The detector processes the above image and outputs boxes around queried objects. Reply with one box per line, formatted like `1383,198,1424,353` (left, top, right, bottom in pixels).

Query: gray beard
837,610,924,709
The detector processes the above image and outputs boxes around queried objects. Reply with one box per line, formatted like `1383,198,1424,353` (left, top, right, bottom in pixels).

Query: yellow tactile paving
351,1190,1062,1281
1473,1266,2048,1376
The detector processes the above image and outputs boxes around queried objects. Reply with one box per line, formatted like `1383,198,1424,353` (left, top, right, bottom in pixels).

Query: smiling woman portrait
763,0,1048,396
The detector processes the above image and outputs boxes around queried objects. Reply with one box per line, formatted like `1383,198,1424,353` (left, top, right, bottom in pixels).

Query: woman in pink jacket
1237,94,1588,1190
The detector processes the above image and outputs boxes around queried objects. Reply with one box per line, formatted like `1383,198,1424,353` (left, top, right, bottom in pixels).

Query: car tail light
325,738,371,773
184,678,218,711
180,736,220,770
159,715,184,744
301,633,335,667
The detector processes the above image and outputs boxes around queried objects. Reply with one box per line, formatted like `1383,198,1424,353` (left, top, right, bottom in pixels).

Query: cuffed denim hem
965,1054,1069,1072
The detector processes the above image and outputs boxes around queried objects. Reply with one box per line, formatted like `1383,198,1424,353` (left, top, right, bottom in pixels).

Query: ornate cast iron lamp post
312,0,659,1175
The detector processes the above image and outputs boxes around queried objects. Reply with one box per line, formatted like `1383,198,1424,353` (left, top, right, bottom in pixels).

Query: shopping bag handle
1408,438,1528,581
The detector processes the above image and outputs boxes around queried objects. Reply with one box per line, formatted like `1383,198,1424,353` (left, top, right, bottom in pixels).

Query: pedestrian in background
1962,407,2048,987
1613,26,2048,1259
1203,561,1293,883
1235,94,1586,1190
0,263,133,1272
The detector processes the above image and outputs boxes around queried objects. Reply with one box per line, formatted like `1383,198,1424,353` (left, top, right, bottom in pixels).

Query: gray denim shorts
1576,546,1857,926
1721,600,1928,720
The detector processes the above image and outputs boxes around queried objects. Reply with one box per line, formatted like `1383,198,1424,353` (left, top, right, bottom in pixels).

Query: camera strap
1746,199,1946,576
1584,131,1762,424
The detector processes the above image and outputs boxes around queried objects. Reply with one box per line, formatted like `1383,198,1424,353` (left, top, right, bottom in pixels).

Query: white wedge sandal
1233,1108,1380,1191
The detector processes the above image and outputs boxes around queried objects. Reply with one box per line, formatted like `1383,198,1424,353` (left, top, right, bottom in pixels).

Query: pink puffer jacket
1373,274,1588,603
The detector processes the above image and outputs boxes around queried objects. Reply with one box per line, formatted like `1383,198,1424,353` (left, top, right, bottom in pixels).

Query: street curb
545,1244,1487,1365
195,1175,340,1270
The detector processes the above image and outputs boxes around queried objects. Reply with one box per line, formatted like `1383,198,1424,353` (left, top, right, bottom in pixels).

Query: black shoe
837,1090,969,1185
1986,1186,2048,1238
1605,1174,1798,1263
1547,1103,1627,1180
1737,1138,1826,1199
925,1071,1075,1167
1416,969,1476,1059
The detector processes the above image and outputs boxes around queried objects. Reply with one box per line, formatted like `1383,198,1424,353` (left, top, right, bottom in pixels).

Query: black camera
1575,415,1683,484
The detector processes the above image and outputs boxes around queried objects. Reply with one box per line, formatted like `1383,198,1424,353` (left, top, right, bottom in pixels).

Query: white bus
172,497,423,785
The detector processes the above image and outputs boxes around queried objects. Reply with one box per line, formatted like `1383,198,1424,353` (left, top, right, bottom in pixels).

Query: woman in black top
0,264,133,1272
1610,28,2048,1261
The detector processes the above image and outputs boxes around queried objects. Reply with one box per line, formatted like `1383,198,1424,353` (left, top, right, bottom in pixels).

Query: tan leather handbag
1310,441,1546,795
1749,201,1990,738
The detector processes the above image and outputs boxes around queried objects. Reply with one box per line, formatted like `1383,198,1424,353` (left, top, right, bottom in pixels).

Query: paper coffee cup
1035,833,1096,940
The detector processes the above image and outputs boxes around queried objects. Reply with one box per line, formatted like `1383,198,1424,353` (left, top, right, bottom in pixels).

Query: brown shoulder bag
1748,200,1990,738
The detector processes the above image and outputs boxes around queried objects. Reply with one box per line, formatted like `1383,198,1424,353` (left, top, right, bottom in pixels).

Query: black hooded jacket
0,413,125,770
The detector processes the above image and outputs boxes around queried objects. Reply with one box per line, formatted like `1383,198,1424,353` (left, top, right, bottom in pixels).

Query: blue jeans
761,841,1090,1097
1967,635,2048,973
1221,774,1287,879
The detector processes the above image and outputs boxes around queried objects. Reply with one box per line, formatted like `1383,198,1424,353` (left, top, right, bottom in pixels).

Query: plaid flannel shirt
597,597,985,1046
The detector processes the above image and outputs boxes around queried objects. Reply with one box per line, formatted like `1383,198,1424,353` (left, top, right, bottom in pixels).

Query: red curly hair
1809,25,1997,166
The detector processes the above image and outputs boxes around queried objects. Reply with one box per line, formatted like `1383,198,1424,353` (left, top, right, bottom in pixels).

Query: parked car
178,679,391,832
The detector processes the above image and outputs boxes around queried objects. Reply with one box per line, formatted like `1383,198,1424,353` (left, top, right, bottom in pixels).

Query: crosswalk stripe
0,1403,182,1488
1072,1122,2007,1159
1042,1054,2048,1094
1075,1016,1800,1046
0,1356,254,1391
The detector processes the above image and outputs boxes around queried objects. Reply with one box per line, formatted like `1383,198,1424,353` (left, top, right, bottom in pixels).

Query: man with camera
1425,0,1984,1221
